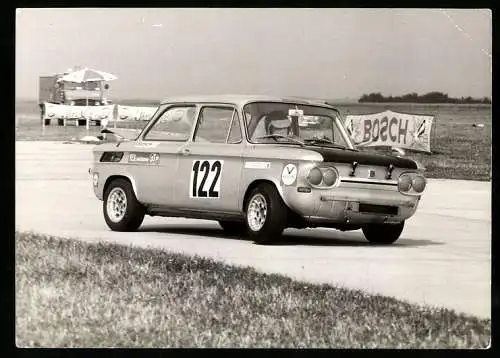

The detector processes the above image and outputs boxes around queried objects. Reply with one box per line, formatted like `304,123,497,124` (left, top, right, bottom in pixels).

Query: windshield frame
242,101,355,150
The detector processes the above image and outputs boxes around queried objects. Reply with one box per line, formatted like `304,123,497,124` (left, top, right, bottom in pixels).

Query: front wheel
362,222,405,245
103,179,145,231
244,183,287,244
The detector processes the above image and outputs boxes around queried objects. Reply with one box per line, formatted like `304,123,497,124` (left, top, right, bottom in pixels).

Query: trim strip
340,177,398,186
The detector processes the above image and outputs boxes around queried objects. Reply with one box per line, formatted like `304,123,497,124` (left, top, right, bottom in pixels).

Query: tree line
358,92,491,104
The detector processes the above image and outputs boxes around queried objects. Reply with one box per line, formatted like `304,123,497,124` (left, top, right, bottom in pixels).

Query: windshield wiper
304,137,335,145
304,137,346,149
255,134,305,147
304,137,358,151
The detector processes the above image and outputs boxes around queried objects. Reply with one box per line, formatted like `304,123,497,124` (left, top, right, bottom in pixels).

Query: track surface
15,141,491,318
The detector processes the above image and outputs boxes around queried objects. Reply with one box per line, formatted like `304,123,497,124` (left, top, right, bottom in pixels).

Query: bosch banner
344,110,434,153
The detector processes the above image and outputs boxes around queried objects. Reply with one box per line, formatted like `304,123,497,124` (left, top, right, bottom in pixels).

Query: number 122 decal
190,160,223,198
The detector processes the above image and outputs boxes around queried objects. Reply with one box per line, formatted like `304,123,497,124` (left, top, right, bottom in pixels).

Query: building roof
159,94,334,108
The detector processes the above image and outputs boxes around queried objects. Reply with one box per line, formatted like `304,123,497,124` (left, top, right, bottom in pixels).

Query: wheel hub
107,187,127,223
247,193,267,232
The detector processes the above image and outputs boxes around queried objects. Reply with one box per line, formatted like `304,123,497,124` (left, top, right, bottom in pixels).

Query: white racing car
90,95,426,244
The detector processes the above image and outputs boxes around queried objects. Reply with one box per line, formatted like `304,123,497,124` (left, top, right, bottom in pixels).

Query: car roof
159,94,335,108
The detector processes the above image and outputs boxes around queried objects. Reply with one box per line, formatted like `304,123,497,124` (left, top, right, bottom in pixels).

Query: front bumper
283,184,420,225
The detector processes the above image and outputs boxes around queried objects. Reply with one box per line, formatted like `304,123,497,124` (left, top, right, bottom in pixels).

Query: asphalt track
15,141,491,318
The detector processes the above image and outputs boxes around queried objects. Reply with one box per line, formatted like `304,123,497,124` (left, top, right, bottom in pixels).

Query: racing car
90,95,426,244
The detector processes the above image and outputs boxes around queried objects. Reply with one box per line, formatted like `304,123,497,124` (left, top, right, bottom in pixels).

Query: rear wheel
244,183,287,244
103,179,145,231
362,222,405,245
218,221,246,236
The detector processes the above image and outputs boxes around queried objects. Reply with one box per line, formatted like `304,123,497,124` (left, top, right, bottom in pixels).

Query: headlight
322,167,338,186
92,173,99,187
398,174,412,192
412,175,426,193
307,167,323,186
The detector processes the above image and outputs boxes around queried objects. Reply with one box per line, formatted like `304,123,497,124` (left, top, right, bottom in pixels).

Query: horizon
15,91,491,104
15,95,492,107
16,8,491,101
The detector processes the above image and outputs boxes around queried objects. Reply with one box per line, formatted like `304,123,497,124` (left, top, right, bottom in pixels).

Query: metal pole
41,103,45,136
86,87,90,130
86,103,90,130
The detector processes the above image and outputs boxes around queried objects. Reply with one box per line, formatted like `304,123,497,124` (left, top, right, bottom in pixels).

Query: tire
244,183,287,244
218,220,246,236
43,118,51,125
362,222,405,245
103,178,145,231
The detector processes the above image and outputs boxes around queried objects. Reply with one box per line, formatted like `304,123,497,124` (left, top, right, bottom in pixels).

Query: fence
41,102,158,129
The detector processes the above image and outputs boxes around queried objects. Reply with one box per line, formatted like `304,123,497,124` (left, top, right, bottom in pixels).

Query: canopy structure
57,67,117,83
54,67,118,108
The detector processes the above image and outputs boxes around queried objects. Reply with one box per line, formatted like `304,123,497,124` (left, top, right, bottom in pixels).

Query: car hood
305,145,417,169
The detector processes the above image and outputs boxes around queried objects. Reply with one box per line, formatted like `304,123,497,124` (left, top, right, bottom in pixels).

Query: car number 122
190,160,223,198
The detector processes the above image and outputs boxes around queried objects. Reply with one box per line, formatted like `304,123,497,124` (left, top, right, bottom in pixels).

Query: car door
175,104,245,213
130,104,198,206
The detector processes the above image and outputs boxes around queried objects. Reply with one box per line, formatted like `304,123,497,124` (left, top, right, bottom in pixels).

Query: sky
15,8,492,101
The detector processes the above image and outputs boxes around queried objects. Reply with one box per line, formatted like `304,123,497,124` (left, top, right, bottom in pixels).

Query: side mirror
104,84,110,90
100,128,125,142
391,147,406,157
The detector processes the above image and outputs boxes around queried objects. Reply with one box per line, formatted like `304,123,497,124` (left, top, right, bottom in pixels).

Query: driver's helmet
265,111,291,135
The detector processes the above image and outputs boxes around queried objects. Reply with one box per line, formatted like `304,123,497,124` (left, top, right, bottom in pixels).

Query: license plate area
358,203,399,215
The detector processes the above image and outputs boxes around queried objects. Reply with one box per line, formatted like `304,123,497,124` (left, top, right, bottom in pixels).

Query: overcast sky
16,8,492,101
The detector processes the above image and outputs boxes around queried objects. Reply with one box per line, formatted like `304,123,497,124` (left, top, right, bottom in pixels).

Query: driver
265,110,293,136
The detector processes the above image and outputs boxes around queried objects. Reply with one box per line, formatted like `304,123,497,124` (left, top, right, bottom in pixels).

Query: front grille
340,178,397,186
358,203,398,215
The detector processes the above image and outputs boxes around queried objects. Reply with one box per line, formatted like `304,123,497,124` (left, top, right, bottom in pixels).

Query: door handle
180,148,191,156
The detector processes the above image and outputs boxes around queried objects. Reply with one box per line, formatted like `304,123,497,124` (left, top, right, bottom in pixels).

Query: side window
227,112,242,144
144,106,196,141
194,107,240,144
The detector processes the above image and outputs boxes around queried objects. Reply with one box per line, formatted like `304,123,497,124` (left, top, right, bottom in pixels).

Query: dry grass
15,231,491,348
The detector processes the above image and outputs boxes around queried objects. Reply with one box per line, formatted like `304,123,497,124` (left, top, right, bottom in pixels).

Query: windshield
243,102,355,149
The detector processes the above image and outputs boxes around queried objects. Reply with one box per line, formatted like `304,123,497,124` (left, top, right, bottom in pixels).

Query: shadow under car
137,225,443,247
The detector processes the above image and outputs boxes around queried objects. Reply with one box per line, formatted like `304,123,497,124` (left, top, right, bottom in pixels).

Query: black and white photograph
15,8,491,348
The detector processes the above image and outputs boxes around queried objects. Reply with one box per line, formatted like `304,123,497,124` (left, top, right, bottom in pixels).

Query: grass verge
15,231,490,348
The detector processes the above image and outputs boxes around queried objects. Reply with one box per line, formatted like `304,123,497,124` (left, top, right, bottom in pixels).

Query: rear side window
194,107,241,144
144,106,196,141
